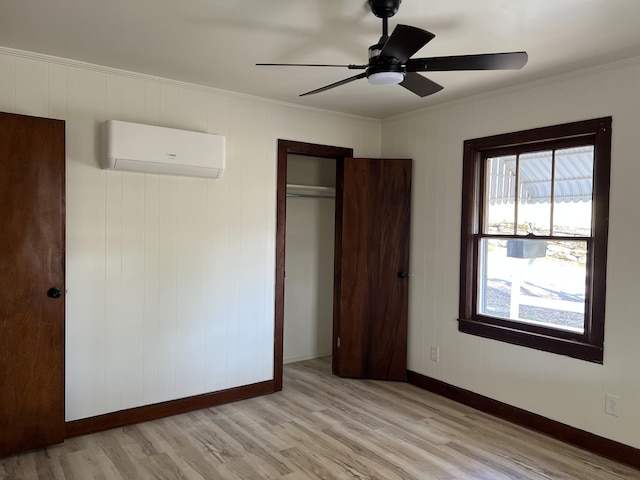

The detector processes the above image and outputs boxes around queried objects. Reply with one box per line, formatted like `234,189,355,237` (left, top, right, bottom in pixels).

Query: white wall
382,60,640,449
0,47,381,422
284,156,336,363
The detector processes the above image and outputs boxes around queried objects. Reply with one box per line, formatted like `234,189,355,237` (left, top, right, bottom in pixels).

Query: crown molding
0,46,381,124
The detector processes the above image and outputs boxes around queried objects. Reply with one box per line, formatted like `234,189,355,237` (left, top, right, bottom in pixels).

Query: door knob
47,287,62,299
397,272,407,279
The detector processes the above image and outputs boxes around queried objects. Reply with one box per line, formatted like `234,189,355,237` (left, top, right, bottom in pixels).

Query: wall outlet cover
430,346,440,362
605,393,620,417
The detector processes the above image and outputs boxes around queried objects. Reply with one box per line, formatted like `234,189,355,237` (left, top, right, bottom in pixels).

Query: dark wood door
333,157,411,380
0,112,66,457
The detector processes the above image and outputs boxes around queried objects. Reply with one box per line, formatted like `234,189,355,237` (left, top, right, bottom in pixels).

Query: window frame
458,117,612,363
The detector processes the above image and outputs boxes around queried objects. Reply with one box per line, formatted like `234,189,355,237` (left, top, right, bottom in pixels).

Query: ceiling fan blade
406,52,528,72
379,24,435,63
300,72,367,96
399,73,444,97
257,63,367,69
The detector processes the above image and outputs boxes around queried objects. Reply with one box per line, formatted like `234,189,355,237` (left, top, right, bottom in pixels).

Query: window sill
458,318,603,363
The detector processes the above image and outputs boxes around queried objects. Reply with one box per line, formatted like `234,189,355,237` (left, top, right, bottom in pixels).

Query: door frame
274,139,353,390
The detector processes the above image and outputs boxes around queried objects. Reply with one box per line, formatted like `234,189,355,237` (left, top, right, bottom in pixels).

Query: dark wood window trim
458,117,612,363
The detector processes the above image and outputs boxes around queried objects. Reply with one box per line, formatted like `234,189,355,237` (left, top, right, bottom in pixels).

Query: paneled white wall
283,198,335,363
0,48,380,421
382,60,640,449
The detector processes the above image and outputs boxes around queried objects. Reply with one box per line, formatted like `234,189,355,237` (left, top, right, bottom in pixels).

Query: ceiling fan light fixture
368,71,404,85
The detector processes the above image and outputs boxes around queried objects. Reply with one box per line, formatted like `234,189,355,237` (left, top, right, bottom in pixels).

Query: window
458,117,612,363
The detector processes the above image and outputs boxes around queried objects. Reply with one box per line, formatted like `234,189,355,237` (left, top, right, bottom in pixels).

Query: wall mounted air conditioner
101,120,226,178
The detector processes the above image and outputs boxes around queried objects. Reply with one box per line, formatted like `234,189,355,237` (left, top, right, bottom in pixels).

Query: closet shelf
286,183,336,199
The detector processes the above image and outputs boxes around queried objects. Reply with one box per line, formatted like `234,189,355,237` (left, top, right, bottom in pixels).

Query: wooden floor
1,358,639,479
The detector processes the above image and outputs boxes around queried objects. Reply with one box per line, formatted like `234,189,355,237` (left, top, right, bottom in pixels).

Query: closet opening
283,155,336,365
273,140,353,390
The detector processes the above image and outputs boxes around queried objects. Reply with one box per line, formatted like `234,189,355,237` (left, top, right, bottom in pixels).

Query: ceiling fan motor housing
367,42,405,85
367,60,404,77
368,0,401,18
368,42,385,61
368,42,403,69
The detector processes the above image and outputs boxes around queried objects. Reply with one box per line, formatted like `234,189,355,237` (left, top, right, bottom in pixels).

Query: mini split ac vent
101,120,226,179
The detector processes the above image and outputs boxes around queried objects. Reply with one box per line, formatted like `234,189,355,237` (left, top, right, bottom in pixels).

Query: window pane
553,146,594,236
484,156,516,234
518,151,552,236
478,238,586,333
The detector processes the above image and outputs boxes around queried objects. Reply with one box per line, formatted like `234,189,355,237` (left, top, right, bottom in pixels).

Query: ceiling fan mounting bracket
368,0,401,19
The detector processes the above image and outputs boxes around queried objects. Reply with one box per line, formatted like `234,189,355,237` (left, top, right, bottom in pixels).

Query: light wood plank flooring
1,357,639,479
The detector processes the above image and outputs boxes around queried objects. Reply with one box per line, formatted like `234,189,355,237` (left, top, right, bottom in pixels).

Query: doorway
274,140,353,390
274,140,412,390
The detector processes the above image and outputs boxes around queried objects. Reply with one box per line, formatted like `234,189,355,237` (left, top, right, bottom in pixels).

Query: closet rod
285,183,336,199
286,193,335,199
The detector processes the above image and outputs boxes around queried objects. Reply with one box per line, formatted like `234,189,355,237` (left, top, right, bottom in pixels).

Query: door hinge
337,337,340,348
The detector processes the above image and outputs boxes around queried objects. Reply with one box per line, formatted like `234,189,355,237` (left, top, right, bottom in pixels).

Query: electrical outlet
430,346,440,362
605,394,620,417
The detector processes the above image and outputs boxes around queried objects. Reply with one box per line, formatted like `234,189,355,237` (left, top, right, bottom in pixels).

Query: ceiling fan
257,0,528,97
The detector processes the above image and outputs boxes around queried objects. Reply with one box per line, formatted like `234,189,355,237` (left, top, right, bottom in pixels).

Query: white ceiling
2,0,640,119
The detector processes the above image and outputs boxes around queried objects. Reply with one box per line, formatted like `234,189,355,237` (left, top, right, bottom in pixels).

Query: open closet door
333,157,411,380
